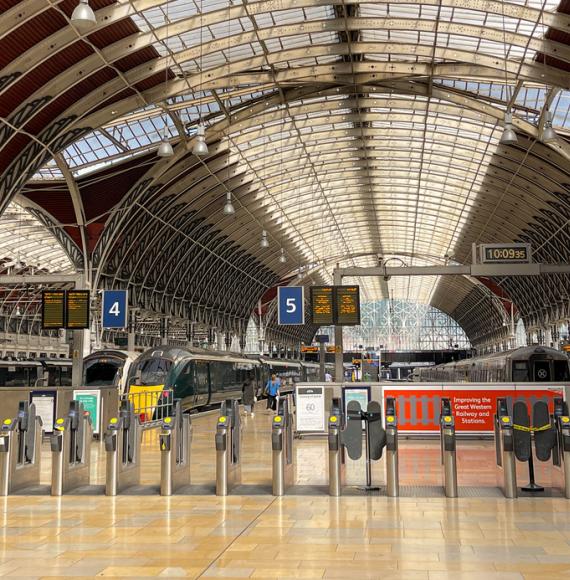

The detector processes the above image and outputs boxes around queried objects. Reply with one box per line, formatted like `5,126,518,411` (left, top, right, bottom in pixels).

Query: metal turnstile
0,402,42,496
553,398,570,499
272,395,294,496
216,399,241,496
160,400,192,496
494,398,517,499
328,398,346,496
385,397,399,498
440,398,458,498
51,401,93,496
105,401,142,496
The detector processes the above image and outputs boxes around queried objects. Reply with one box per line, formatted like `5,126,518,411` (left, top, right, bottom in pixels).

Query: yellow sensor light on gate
219,416,227,423
274,416,282,423
3,419,11,425
387,416,395,423
110,417,118,424
562,417,570,423
444,416,452,423
330,416,337,423
502,416,510,423
164,417,172,424
56,418,64,425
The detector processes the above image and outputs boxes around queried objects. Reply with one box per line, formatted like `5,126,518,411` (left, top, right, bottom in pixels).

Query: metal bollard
495,409,517,499
440,399,458,498
385,402,399,498
272,415,285,496
160,406,191,496
215,415,229,496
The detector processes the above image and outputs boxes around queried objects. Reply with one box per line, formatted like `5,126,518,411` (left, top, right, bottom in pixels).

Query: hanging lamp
157,127,174,157
71,0,96,30
223,192,235,215
542,110,557,144
500,111,518,145
260,230,269,249
193,123,209,156
279,248,287,263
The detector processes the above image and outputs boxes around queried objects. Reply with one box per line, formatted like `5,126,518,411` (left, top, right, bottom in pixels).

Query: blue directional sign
102,290,128,329
277,286,305,325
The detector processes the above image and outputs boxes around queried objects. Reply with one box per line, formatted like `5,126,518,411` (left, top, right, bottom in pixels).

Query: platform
1,404,570,579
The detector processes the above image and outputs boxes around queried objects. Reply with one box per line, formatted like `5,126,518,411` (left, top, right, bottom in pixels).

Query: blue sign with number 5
102,290,128,329
277,286,304,325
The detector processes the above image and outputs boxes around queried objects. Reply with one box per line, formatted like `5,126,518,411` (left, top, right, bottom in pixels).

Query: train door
194,360,210,406
533,360,551,381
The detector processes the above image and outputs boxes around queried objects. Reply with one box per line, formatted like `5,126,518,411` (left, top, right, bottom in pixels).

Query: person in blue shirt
265,374,281,412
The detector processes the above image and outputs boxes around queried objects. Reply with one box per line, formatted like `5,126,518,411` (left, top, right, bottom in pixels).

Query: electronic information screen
42,290,65,329
310,286,334,325
334,285,361,325
480,244,531,264
66,290,90,329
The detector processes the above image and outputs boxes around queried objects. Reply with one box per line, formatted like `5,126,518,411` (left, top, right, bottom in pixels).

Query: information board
30,390,57,433
343,386,370,429
295,386,326,432
66,290,90,329
310,286,334,325
102,289,128,329
335,285,361,325
42,290,65,329
480,243,531,264
74,390,101,435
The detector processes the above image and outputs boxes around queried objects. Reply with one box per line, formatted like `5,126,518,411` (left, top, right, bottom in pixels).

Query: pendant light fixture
192,0,209,157
542,110,557,143
157,1,174,158
260,230,269,249
223,191,235,216
500,2,517,146
279,248,287,263
71,0,97,31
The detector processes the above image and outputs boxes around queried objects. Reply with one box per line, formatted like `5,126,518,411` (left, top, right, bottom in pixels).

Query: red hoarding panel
383,387,564,432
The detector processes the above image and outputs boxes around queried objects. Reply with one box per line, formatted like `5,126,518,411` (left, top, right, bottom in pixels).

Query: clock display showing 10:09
482,245,529,263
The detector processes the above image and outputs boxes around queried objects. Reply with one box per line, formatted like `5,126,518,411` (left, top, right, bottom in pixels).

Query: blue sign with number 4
102,290,128,329
277,286,304,325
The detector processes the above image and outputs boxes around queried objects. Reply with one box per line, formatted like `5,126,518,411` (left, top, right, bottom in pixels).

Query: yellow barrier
127,385,165,423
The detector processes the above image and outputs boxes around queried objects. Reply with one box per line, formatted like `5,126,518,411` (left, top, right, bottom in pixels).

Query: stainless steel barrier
328,406,345,497
494,398,517,499
215,399,241,496
553,398,570,499
105,401,142,496
160,400,191,496
440,398,458,498
121,388,174,429
51,401,93,496
0,402,42,496
385,397,399,498
272,395,294,496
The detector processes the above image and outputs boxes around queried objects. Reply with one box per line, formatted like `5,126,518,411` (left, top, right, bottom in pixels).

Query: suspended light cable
500,3,517,145
193,0,209,157
540,10,558,144
157,0,173,158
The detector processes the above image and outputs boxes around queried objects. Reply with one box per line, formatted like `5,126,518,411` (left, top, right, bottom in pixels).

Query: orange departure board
310,286,334,325
66,290,90,329
334,285,361,326
42,290,65,329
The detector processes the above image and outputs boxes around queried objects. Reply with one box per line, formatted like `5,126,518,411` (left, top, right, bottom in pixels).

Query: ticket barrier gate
494,398,517,498
440,398,458,498
160,400,191,496
272,395,294,496
51,401,93,496
552,398,570,499
328,398,346,496
216,399,241,496
0,402,42,496
385,397,399,498
105,401,142,496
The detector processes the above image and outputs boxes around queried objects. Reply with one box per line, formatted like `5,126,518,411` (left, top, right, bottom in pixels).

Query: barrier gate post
385,397,399,498
494,398,517,499
272,396,294,496
216,400,241,496
51,401,93,496
440,398,458,498
328,399,345,496
160,400,192,496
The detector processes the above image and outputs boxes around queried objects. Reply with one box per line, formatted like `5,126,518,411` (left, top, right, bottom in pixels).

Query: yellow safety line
513,423,552,432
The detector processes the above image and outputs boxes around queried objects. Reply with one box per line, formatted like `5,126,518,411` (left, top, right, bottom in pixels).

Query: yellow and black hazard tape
513,423,552,432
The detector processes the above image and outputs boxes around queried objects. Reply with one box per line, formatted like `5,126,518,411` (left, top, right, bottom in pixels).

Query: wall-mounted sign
480,243,531,264
42,290,65,329
102,290,128,329
277,286,304,325
310,286,334,325
66,290,90,329
334,285,361,325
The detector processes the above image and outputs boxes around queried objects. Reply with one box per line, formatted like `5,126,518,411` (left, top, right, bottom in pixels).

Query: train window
512,362,529,381
554,361,569,381
195,361,209,394
136,358,172,386
533,361,551,382
174,362,195,397
85,362,120,386
0,365,35,387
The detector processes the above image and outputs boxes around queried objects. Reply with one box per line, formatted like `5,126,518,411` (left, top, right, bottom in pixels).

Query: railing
120,388,174,429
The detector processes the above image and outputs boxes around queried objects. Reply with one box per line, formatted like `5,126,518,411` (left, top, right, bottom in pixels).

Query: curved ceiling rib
2,0,570,345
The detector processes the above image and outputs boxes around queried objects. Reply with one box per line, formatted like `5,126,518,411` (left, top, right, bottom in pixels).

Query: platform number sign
102,290,128,329
277,286,304,325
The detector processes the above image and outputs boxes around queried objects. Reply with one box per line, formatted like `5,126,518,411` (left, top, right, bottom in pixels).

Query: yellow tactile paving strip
1,404,569,579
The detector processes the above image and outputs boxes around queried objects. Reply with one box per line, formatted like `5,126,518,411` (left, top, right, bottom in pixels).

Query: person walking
242,372,256,417
265,373,280,413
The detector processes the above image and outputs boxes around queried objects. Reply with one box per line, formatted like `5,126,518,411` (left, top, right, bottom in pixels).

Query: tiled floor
1,404,570,579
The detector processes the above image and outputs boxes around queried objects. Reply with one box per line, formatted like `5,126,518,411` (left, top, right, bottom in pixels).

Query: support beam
334,267,343,382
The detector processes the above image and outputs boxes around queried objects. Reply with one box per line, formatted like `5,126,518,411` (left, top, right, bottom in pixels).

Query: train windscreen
554,360,570,381
132,358,173,386
512,361,529,381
